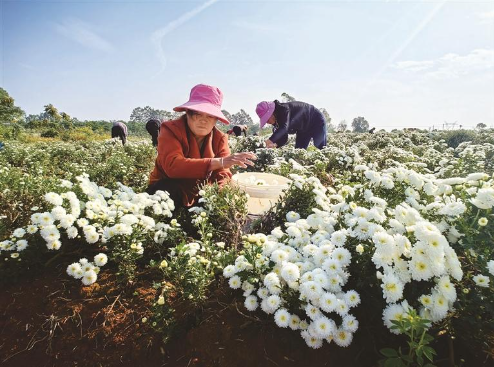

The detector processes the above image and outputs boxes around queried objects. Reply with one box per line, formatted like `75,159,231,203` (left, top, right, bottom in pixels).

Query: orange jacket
148,116,232,206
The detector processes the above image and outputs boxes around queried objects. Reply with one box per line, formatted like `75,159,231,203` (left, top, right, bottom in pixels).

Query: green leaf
422,334,434,343
381,348,399,358
423,346,436,362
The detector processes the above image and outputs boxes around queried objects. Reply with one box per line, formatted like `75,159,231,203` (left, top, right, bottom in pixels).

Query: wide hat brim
259,102,275,128
174,101,229,125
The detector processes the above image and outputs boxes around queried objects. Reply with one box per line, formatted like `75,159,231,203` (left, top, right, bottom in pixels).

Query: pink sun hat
174,84,230,124
256,101,275,128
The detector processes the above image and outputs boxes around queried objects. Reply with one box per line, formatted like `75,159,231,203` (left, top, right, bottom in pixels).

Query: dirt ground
1,261,491,367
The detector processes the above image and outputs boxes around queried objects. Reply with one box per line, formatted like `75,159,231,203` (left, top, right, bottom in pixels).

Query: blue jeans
295,109,327,149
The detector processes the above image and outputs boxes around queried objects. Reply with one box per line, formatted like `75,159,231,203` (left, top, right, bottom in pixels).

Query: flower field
1,131,493,367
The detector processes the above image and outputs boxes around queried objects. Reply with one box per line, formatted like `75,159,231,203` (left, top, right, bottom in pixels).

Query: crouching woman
146,84,256,208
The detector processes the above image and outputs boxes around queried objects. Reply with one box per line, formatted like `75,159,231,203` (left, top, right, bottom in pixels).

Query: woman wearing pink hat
147,84,256,207
256,100,327,150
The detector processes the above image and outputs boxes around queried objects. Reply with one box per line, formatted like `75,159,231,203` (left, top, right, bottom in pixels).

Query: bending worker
255,100,327,149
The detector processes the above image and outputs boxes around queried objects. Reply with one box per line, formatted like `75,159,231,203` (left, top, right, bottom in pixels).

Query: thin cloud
394,49,494,79
151,0,219,75
54,18,114,53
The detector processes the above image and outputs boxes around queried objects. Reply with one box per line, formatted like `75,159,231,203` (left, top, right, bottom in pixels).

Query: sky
1,0,494,130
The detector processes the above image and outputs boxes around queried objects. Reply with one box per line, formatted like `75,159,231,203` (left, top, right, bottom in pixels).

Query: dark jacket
269,100,319,147
146,119,161,147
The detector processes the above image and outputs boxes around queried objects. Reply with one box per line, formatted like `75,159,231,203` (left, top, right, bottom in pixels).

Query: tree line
2,87,446,137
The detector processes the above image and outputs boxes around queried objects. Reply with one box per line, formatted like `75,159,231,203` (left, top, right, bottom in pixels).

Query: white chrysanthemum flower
51,206,67,221
478,217,488,226
82,270,97,286
323,258,342,273
286,211,301,222
430,292,449,322
289,314,301,330
344,290,361,308
330,230,347,247
381,273,404,303
274,308,291,328
266,294,282,312
77,218,89,227
13,228,26,238
286,226,302,238
39,212,55,226
466,172,489,181
244,295,258,311
335,299,349,317
473,274,490,288
257,287,270,299
488,260,494,276
319,293,337,314
342,315,359,333
305,304,321,320
94,253,108,267
302,331,323,349
471,187,494,209
300,281,323,302
332,248,351,267
409,256,433,281
229,275,242,289
15,239,28,251
26,225,38,234
45,192,63,206
67,262,82,277
223,265,236,278
382,304,405,334
270,227,284,239
436,276,456,302
84,231,99,244
40,225,61,243
264,272,281,289
281,262,300,283
59,214,76,229
313,316,336,338
271,249,289,264
67,226,78,239
46,240,62,250
333,328,353,347
242,281,255,297
419,294,433,309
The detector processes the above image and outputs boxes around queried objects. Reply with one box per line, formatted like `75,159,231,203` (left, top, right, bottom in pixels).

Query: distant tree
281,92,296,103
337,120,347,132
476,123,487,130
43,104,62,122
0,88,25,123
60,112,71,121
221,110,233,123
319,108,334,132
230,109,254,126
129,106,175,123
351,116,369,133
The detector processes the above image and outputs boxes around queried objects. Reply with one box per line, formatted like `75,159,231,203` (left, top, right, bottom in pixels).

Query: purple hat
174,84,230,124
256,101,275,128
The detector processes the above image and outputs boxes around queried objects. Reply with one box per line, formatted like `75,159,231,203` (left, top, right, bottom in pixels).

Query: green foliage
194,183,249,249
379,310,437,367
0,88,25,123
